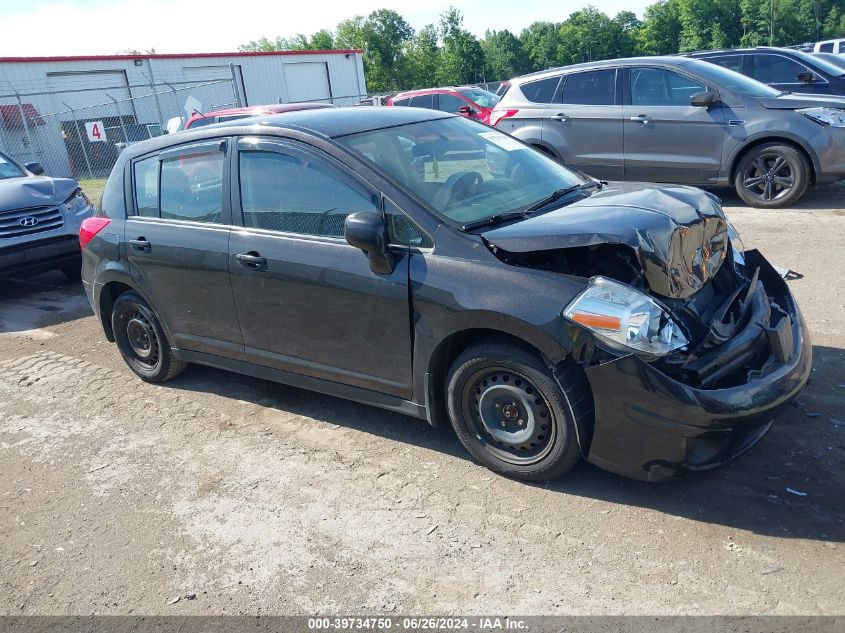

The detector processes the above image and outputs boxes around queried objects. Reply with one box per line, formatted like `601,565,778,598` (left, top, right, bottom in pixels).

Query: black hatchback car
688,47,845,95
81,108,810,482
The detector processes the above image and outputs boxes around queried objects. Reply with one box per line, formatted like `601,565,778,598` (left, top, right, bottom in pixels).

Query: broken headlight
63,189,94,215
797,107,845,127
563,277,688,356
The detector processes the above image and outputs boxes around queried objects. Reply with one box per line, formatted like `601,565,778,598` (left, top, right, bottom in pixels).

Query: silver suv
492,56,845,207
0,151,95,279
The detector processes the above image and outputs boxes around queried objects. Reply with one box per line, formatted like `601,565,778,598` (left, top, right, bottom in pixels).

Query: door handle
129,238,151,253
630,114,651,124
551,113,569,122
236,252,267,271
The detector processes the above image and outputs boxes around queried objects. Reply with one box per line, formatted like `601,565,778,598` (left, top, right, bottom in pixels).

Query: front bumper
0,235,81,277
583,250,811,482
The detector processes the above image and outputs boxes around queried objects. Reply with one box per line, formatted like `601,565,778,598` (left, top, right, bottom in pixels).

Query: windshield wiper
522,180,603,214
461,210,531,231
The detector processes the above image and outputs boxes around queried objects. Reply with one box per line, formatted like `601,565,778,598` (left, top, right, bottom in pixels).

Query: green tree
363,9,414,91
519,21,561,71
438,8,485,84
481,29,526,80
405,24,441,88
635,0,682,54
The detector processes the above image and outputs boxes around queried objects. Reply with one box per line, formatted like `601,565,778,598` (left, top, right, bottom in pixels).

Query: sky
0,0,654,57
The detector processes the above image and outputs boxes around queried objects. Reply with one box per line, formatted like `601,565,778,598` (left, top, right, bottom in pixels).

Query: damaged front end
482,185,812,481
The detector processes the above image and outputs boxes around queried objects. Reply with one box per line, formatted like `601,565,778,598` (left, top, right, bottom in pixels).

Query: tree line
239,1,845,93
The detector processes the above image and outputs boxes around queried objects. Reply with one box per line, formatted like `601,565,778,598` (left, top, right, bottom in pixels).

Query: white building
0,49,366,178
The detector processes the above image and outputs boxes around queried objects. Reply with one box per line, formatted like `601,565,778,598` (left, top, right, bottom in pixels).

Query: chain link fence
0,73,242,206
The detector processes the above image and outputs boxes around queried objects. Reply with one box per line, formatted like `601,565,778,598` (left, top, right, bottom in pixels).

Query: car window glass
392,98,411,107
458,88,500,107
185,117,216,129
705,55,744,73
630,68,705,106
438,93,466,113
752,55,810,84
819,43,834,53
239,150,377,238
159,148,224,223
0,152,25,179
384,198,432,248
558,70,616,105
409,94,435,109
133,156,159,217
520,77,560,103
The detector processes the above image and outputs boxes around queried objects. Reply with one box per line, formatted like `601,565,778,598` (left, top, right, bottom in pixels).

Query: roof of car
121,107,453,161
199,102,336,118
686,46,803,56
391,86,480,99
510,56,693,83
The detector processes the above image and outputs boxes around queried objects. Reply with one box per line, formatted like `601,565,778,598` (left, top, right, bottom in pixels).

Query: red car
183,102,337,130
387,87,501,124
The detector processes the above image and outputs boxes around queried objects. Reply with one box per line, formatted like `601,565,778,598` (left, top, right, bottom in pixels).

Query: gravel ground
0,186,843,616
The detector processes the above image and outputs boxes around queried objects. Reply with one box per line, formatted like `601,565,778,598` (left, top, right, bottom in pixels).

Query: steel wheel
124,310,161,369
464,367,557,466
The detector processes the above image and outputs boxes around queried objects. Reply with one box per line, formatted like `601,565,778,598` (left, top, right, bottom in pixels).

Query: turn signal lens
79,217,110,249
564,277,688,356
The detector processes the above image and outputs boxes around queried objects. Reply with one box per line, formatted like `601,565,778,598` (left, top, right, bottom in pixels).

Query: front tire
733,143,810,208
446,339,592,482
111,291,186,382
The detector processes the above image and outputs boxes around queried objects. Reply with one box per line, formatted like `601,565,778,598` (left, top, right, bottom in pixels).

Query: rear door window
819,43,834,53
558,70,616,105
409,94,435,109
520,77,560,103
132,145,225,222
703,54,745,73
392,98,411,107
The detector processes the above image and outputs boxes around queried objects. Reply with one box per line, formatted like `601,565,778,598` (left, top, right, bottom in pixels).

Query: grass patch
78,177,108,208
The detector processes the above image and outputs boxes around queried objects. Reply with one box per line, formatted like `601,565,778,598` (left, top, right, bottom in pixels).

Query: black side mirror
458,104,476,116
25,162,44,175
797,71,816,83
690,91,718,108
344,212,395,274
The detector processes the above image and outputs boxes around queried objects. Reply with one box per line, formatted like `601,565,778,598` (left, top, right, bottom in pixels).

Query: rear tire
445,339,592,482
733,143,810,208
111,291,186,383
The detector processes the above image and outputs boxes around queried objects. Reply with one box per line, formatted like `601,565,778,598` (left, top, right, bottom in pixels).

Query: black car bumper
0,235,80,277
582,251,811,482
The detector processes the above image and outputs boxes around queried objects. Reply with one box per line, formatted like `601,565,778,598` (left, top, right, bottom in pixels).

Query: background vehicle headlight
563,277,688,356
63,189,93,215
797,107,845,127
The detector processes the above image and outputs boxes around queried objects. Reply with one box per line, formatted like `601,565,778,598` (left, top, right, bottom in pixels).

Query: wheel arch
96,277,160,343
728,135,818,186
423,327,568,429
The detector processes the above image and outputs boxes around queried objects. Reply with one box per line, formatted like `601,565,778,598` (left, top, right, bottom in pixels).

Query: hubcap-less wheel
124,310,160,368
466,368,556,465
742,152,794,203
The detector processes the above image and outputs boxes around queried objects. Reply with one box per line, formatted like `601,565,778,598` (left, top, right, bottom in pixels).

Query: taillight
489,109,518,127
79,217,110,249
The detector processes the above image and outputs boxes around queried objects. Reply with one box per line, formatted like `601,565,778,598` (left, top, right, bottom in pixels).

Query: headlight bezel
63,188,93,215
797,107,845,127
563,276,689,358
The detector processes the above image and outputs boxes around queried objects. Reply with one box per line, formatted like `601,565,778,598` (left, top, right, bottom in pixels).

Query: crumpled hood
0,176,79,213
481,182,729,299
757,92,845,110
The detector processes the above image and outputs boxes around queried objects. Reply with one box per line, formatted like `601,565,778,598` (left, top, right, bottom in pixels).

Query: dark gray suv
81,108,810,482
492,56,845,207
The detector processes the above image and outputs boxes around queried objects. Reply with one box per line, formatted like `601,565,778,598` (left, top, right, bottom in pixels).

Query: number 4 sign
85,121,107,143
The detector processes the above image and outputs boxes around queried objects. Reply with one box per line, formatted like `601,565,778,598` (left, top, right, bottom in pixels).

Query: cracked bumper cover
582,251,812,482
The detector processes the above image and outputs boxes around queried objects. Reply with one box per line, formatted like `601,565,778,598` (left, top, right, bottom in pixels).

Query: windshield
792,49,845,76
0,152,25,180
814,52,845,72
681,59,782,97
336,116,583,228
458,88,501,108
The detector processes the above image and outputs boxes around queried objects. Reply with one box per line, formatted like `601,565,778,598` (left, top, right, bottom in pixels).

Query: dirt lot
1,186,843,616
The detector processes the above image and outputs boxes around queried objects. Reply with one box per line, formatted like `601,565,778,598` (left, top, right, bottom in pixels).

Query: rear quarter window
133,156,159,217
